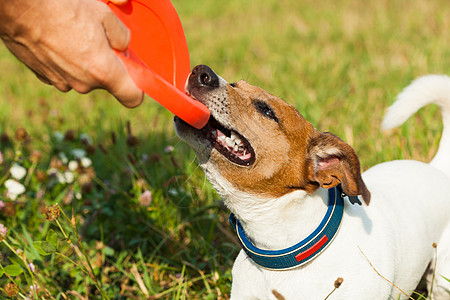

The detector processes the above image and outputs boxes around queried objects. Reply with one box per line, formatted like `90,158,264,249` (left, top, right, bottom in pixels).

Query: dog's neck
206,168,330,250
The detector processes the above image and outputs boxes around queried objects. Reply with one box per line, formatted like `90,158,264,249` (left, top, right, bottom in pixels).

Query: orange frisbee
102,0,210,129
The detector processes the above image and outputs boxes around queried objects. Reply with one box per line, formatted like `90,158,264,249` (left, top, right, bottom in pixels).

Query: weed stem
358,246,414,300
57,204,110,300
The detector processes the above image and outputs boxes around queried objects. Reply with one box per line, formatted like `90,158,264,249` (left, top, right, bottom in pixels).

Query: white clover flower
68,160,78,171
139,190,152,206
10,163,27,180
80,133,93,145
28,262,36,273
53,131,64,142
58,152,68,164
56,172,66,184
164,145,175,153
29,283,40,294
64,171,74,184
80,157,92,168
46,168,58,176
71,148,86,159
4,179,25,200
168,188,178,196
0,223,8,241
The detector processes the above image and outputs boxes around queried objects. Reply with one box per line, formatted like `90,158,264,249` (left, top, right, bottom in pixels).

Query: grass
0,0,449,298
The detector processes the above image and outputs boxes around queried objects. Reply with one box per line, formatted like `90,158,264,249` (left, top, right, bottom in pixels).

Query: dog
174,65,450,299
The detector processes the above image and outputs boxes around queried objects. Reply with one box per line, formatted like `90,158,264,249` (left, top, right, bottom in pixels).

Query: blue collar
229,186,344,270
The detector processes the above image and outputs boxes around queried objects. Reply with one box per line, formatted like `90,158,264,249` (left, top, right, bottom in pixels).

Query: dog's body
230,162,450,299
175,67,450,299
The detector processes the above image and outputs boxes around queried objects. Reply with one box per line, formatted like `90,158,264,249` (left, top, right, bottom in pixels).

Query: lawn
0,0,449,298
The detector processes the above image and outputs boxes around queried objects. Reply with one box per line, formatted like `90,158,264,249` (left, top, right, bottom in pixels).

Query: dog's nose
188,65,220,90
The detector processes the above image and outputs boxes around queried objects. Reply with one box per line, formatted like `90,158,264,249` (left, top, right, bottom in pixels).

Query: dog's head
175,65,370,205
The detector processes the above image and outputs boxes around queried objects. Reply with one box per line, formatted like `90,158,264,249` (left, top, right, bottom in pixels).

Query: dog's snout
189,65,220,90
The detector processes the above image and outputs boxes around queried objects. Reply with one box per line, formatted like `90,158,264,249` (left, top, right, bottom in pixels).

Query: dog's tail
382,74,450,175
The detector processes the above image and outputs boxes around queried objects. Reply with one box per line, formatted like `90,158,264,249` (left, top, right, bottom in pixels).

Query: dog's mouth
200,117,255,166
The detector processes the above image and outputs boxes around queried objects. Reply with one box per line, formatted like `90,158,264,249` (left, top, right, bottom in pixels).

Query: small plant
0,125,234,298
323,277,344,300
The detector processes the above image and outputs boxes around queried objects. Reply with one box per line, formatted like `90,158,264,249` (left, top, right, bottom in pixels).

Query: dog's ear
307,132,371,205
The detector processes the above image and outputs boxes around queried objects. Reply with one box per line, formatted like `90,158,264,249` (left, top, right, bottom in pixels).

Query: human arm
0,0,143,107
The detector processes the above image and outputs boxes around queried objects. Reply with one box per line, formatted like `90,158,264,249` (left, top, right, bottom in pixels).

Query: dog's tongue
236,151,252,161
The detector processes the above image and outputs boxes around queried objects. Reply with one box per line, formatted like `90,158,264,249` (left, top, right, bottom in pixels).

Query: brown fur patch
177,78,370,201
209,81,320,197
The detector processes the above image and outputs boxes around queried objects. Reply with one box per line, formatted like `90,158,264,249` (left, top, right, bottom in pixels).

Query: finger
32,64,72,92
102,54,144,108
113,83,144,108
112,73,144,108
35,72,52,85
52,82,72,93
102,9,130,52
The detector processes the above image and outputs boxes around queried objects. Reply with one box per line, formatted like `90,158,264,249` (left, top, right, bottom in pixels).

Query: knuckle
97,2,112,16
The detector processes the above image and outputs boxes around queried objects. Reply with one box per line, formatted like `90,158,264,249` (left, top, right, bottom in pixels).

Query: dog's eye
254,101,278,122
230,82,237,87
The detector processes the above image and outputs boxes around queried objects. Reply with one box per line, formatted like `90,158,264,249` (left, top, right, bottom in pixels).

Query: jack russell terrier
174,65,450,300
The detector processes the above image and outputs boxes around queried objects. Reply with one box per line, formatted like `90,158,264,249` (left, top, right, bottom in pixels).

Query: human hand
0,0,143,108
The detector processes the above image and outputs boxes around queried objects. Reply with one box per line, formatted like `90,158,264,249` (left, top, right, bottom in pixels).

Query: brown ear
307,132,371,205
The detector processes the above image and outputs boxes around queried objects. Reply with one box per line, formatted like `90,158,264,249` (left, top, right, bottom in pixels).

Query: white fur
225,75,450,299
382,74,450,174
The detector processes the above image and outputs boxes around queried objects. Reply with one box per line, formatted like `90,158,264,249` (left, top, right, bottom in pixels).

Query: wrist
0,0,42,38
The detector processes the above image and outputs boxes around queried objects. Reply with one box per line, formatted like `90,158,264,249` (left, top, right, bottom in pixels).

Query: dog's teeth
218,136,226,143
234,145,239,152
235,138,242,145
230,133,238,141
225,137,234,147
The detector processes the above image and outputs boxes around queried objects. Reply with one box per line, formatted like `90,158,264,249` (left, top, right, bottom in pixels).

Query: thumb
104,53,144,108
102,8,130,52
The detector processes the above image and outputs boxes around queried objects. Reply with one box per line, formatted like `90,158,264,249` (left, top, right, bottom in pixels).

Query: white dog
175,66,450,300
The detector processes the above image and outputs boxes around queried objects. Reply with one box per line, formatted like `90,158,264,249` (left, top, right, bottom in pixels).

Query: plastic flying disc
102,0,210,129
